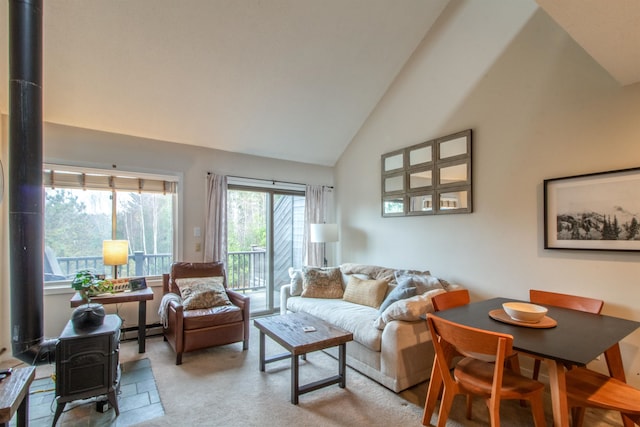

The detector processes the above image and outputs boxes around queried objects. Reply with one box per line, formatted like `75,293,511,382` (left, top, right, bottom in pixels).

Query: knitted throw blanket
158,293,182,328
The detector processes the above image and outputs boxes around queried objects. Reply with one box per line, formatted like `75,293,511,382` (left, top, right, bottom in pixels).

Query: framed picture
544,167,640,251
129,277,147,291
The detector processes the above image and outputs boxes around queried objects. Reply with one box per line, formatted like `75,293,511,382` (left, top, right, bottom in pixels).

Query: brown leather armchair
162,262,250,365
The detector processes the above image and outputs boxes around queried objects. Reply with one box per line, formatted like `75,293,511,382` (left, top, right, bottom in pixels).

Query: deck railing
50,252,173,281
226,248,267,293
49,249,267,292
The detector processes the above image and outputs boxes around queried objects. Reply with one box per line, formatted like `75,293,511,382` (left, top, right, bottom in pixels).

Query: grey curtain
304,185,330,266
204,173,227,265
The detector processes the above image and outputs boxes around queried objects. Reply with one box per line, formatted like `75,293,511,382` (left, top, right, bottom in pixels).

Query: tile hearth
8,358,163,427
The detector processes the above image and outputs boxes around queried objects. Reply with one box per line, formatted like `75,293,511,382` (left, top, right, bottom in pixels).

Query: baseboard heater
119,323,164,342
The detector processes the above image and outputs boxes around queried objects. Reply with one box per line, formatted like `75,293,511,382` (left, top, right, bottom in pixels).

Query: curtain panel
204,173,227,265
304,185,332,266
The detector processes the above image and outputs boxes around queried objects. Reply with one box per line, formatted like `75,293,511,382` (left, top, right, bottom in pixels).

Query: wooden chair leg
507,355,527,407
486,396,501,427
423,359,444,426
529,393,547,427
532,359,542,380
570,406,585,427
622,413,640,426
437,389,455,427
507,354,521,374
176,352,183,365
621,413,637,427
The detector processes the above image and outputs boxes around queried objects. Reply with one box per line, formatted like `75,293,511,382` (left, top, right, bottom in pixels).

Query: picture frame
544,167,640,251
129,277,148,291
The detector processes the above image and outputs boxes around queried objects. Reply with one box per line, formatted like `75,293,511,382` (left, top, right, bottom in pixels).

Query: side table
70,287,154,353
0,365,36,427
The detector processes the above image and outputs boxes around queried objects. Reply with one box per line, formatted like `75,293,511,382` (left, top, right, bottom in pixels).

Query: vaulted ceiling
1,1,638,167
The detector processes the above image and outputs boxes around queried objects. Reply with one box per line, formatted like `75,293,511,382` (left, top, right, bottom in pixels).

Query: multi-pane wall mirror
381,129,472,217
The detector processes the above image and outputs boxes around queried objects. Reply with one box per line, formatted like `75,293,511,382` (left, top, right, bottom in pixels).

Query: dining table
423,297,640,427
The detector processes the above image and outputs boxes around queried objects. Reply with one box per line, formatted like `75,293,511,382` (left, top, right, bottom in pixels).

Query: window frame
43,163,181,287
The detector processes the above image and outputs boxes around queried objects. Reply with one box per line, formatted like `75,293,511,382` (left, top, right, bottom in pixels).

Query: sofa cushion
342,276,388,308
378,280,417,314
394,270,444,294
182,305,243,330
340,263,399,283
301,266,344,299
176,277,231,310
374,288,446,330
169,261,226,294
287,297,382,351
288,267,304,296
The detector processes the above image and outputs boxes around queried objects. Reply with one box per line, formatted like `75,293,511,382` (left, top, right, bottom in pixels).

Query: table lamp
103,240,129,279
310,223,338,267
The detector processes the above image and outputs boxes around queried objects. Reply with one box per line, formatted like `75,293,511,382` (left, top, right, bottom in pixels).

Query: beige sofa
280,263,454,392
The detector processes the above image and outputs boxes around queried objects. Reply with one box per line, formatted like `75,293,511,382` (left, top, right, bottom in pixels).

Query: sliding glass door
226,186,305,316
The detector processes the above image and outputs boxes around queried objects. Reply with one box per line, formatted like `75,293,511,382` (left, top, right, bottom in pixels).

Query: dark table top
433,297,640,366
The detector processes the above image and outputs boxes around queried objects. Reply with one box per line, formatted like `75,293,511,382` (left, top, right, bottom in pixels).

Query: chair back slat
529,289,603,314
432,289,470,312
427,313,513,364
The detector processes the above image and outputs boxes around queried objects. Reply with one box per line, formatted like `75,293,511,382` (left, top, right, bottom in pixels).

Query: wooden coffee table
254,312,353,404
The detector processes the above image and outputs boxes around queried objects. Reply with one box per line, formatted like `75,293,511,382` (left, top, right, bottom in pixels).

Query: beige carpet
120,325,624,427
4,323,626,426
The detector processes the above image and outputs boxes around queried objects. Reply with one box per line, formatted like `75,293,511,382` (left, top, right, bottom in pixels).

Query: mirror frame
381,149,405,175
381,129,472,217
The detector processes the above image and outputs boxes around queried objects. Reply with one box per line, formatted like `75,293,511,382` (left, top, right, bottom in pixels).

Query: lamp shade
103,240,129,266
310,223,338,243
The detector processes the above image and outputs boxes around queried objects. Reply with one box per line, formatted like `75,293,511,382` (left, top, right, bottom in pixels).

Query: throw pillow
394,270,444,294
378,279,417,314
373,288,446,330
342,276,389,308
175,276,231,310
288,267,303,296
301,266,344,299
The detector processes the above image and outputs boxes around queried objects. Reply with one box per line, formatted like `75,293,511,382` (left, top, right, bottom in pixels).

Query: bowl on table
502,302,548,323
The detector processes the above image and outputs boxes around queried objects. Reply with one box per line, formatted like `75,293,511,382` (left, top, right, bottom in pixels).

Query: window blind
43,165,178,194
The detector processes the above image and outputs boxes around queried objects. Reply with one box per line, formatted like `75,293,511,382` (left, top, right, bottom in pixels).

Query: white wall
335,2,640,385
0,121,333,354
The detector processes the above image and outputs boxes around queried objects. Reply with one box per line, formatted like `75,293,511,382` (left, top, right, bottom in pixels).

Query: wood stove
52,314,121,426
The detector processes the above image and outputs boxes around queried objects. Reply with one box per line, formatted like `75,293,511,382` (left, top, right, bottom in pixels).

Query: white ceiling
0,0,449,166
536,0,640,86
1,1,638,167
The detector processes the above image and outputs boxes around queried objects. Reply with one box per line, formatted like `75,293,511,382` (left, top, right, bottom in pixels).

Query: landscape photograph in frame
544,168,640,251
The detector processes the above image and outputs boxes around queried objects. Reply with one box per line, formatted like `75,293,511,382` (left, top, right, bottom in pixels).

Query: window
43,165,178,283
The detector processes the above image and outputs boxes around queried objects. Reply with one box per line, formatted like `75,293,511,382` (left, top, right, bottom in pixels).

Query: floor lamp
103,240,129,279
310,223,338,267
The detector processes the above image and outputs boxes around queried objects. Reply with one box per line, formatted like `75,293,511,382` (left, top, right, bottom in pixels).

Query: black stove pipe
9,0,56,364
